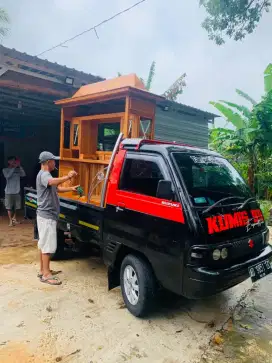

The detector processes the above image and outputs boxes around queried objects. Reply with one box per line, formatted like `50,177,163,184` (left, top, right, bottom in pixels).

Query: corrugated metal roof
158,100,218,120
0,45,104,82
155,107,209,148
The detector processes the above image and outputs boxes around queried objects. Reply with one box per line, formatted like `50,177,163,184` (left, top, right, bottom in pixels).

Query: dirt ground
200,275,272,363
0,215,270,363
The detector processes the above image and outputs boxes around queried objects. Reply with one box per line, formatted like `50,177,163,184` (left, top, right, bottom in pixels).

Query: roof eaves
158,99,219,119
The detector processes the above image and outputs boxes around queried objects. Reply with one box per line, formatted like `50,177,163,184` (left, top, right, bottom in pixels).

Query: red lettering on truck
206,209,264,234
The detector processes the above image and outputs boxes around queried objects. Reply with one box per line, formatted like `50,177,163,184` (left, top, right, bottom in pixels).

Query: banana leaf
236,89,257,105
264,63,272,93
210,101,245,129
220,101,251,120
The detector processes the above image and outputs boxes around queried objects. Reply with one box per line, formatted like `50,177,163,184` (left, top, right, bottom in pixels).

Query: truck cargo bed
24,187,103,245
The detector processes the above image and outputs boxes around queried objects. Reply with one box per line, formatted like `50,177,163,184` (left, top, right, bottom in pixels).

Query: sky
1,0,272,125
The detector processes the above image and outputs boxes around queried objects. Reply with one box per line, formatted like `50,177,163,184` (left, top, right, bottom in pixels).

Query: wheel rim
123,265,139,305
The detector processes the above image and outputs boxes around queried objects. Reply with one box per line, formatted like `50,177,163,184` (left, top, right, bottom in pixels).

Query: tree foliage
162,73,187,101
200,0,271,45
0,8,9,39
145,61,156,91
209,63,272,195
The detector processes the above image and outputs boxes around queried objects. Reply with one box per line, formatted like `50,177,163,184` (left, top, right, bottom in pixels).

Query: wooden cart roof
55,74,164,106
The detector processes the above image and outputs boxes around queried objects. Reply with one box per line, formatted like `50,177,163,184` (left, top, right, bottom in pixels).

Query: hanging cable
36,0,147,57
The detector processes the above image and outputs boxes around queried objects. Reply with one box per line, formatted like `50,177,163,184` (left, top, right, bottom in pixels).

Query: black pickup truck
25,137,272,317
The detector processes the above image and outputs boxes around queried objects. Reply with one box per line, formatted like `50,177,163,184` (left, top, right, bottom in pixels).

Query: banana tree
117,62,155,91
210,63,272,193
118,61,187,101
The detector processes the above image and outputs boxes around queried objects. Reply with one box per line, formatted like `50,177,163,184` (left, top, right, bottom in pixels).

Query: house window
120,158,165,197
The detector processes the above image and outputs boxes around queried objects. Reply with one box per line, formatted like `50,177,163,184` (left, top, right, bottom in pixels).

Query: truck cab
101,138,272,313
24,75,272,317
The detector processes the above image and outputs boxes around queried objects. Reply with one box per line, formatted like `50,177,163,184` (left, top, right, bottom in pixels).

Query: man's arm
44,171,77,187
19,166,26,177
2,168,16,179
48,175,72,187
57,185,79,193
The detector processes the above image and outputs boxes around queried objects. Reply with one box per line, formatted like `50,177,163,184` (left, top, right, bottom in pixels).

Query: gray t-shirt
36,170,60,221
3,167,26,194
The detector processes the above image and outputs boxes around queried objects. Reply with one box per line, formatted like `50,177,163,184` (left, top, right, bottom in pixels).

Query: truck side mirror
156,180,173,200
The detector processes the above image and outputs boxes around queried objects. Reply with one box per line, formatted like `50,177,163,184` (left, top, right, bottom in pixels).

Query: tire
120,254,156,317
51,229,66,260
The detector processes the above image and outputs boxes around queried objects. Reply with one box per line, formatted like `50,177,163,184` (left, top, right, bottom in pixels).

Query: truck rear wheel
120,254,156,317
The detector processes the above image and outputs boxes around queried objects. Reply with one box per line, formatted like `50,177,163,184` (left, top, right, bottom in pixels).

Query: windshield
172,153,252,207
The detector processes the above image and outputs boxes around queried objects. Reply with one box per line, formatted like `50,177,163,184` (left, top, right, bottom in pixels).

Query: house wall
155,106,209,148
0,115,60,198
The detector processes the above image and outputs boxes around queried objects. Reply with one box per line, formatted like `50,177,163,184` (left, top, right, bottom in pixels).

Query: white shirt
2,167,26,194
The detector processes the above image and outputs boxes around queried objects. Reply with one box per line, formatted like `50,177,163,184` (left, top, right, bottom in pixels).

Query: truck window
172,153,251,206
120,158,165,198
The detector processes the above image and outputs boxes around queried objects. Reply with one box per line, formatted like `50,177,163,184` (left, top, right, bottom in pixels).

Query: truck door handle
116,202,125,212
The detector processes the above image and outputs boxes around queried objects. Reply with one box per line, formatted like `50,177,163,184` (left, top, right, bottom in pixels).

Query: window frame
118,152,172,198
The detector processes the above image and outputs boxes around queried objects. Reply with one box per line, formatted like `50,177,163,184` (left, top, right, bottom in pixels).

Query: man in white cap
37,151,78,285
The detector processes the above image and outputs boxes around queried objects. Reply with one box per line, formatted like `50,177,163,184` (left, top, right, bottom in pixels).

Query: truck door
105,152,189,295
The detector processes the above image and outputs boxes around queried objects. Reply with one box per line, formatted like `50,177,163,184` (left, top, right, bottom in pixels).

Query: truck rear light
212,249,221,261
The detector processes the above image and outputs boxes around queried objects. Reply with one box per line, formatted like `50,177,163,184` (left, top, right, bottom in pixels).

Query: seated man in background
2,156,26,226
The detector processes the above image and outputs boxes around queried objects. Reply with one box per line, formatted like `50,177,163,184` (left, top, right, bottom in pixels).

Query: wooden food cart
55,74,164,206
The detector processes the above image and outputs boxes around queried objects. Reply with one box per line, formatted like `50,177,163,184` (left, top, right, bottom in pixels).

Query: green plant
118,61,187,101
145,61,156,91
210,63,272,193
259,200,272,223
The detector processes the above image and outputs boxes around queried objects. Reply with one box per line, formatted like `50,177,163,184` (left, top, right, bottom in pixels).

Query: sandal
40,276,62,286
37,270,62,279
12,219,21,225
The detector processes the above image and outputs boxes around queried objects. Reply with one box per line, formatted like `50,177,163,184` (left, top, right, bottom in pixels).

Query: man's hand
68,170,77,179
57,185,80,193
71,185,80,192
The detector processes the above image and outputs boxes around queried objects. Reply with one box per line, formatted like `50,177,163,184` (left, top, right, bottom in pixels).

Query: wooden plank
123,96,130,137
131,114,140,138
89,121,98,155
61,157,109,165
73,112,124,122
60,109,64,157
129,97,155,118
55,87,164,107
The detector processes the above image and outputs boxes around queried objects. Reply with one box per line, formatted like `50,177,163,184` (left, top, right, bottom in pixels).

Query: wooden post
123,96,130,137
131,115,140,138
151,109,156,140
60,108,64,157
